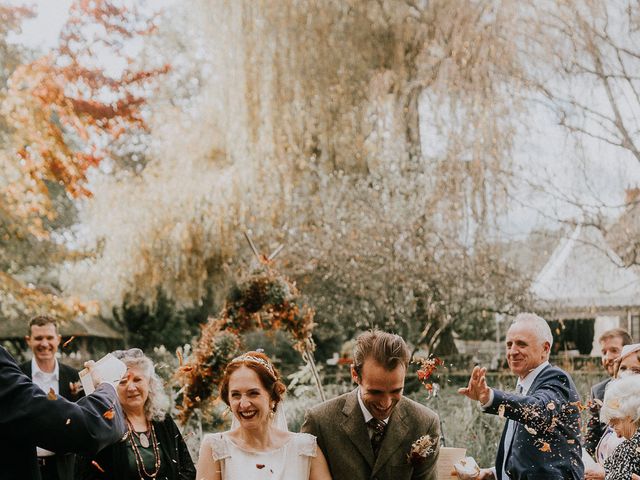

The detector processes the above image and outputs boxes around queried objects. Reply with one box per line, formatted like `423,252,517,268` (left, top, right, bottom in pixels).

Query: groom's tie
367,418,387,457
501,383,524,479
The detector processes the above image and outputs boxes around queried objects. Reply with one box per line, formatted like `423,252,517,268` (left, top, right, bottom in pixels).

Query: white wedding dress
202,431,317,480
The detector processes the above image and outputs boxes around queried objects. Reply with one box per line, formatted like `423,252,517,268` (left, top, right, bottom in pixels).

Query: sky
6,0,175,49
7,0,640,241
6,0,73,49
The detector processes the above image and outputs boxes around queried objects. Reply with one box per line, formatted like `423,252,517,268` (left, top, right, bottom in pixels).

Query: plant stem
304,343,326,402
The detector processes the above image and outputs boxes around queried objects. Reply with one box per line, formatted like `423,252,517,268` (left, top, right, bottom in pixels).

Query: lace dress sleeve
295,432,318,458
203,433,230,461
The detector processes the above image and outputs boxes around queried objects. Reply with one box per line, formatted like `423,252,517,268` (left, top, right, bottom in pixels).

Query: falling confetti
177,349,184,366
414,356,444,391
47,388,57,401
91,460,105,473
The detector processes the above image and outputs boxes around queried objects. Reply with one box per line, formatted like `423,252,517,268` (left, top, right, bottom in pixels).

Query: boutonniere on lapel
407,434,438,465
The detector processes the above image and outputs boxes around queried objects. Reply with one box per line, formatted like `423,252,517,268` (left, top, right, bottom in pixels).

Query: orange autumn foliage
1,0,168,238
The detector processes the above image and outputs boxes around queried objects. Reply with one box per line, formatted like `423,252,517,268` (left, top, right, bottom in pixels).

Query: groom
302,330,440,480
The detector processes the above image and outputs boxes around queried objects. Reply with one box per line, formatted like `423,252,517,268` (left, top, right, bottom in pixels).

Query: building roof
531,225,640,310
499,228,568,279
0,272,122,339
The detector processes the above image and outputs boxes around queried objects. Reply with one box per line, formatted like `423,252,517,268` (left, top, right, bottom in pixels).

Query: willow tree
205,0,530,351
66,0,534,353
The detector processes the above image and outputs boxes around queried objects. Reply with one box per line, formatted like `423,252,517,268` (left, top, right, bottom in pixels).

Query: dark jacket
0,346,125,480
20,359,84,480
484,364,584,480
20,359,84,402
583,377,610,456
76,415,196,480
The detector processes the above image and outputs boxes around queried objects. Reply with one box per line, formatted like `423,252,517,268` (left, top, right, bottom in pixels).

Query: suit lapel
495,423,507,479
527,364,550,394
371,399,409,475
341,390,375,468
59,366,71,399
22,361,33,379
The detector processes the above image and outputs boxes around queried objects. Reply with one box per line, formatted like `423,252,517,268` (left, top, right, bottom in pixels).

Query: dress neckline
224,432,294,454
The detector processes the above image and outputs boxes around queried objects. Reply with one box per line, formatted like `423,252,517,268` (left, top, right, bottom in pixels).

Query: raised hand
458,366,491,405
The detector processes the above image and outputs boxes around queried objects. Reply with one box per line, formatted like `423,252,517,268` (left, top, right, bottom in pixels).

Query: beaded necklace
126,418,161,479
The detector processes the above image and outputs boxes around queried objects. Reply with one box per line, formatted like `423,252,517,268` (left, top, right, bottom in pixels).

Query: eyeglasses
112,348,144,359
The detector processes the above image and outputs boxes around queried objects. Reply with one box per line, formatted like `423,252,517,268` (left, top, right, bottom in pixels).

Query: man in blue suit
458,313,583,480
0,345,126,480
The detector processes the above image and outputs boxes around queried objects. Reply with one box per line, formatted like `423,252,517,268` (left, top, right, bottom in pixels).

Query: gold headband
230,354,276,378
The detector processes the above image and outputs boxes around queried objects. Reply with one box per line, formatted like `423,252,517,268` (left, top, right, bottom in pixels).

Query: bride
196,351,332,480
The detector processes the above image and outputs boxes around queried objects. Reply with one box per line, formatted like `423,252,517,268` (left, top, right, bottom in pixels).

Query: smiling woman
196,351,332,480
75,348,195,480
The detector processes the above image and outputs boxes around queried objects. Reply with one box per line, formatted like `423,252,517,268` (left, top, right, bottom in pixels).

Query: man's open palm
458,366,491,405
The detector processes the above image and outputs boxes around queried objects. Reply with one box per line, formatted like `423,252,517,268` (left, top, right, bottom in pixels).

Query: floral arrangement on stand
175,251,318,423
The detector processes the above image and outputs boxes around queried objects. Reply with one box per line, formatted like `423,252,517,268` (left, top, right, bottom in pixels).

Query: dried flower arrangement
176,262,316,422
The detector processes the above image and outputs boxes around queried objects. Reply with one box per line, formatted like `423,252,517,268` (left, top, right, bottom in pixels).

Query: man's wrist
480,389,494,409
96,381,117,394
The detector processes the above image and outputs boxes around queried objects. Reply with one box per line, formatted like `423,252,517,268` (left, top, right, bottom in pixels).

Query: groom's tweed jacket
301,389,440,480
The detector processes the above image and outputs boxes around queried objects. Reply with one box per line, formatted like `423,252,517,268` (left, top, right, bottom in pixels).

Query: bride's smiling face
228,366,274,428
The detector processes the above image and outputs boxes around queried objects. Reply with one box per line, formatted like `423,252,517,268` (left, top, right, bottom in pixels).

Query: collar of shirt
517,360,549,394
31,357,59,381
357,387,390,425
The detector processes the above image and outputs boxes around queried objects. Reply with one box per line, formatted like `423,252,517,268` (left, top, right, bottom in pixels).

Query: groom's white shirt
357,387,389,438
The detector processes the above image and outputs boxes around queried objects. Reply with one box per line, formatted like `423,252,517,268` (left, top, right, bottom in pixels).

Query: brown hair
28,315,58,335
599,328,632,346
352,329,411,378
219,351,286,409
